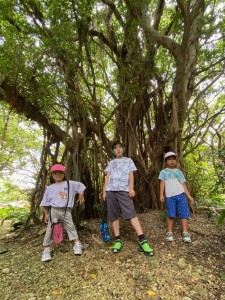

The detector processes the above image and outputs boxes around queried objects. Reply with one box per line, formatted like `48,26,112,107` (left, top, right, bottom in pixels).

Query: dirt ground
0,210,225,300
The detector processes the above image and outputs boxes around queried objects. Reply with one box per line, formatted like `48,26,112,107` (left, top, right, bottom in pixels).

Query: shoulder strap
63,180,70,220
49,206,52,223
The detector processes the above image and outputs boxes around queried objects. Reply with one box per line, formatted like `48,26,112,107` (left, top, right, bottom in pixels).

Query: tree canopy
0,0,225,220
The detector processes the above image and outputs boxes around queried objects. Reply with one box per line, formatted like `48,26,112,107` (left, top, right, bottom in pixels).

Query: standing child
103,141,154,256
159,152,194,242
40,164,86,262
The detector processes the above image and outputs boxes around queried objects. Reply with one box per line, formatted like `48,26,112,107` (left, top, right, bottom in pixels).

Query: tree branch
0,77,73,148
89,29,119,57
101,0,125,27
152,0,165,30
139,17,181,59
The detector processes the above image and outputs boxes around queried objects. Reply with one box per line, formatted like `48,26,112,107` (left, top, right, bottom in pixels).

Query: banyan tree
0,0,224,222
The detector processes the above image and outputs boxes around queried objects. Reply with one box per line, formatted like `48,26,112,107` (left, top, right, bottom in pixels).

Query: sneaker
73,242,83,255
112,239,123,253
139,240,154,256
41,249,52,262
182,232,191,243
165,232,174,242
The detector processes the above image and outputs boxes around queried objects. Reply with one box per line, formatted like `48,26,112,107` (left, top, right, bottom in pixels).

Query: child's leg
176,194,191,242
111,219,123,253
41,207,62,262
61,209,83,255
117,192,153,253
43,220,53,247
165,196,177,233
130,217,143,235
43,206,60,248
167,217,175,232
111,219,120,237
130,217,154,256
177,193,190,222
41,221,52,262
181,218,188,232
181,218,191,242
106,192,123,253
176,193,191,237
63,209,79,242
62,209,82,253
107,191,121,239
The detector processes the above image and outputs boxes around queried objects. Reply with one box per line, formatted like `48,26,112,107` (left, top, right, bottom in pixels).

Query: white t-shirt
158,168,186,197
104,157,137,191
40,180,86,208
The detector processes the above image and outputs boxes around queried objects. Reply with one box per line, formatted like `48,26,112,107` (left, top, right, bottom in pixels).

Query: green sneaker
139,240,154,256
112,239,123,253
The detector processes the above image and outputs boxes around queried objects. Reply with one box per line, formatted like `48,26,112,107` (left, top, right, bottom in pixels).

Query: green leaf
217,210,225,225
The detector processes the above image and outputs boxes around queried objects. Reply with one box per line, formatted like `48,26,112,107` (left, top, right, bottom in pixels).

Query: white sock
75,240,81,244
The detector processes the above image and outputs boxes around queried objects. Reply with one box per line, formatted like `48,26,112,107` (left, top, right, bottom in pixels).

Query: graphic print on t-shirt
158,168,186,197
104,157,137,191
58,187,68,200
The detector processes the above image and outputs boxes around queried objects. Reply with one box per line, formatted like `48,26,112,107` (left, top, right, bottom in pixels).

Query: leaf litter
0,211,225,300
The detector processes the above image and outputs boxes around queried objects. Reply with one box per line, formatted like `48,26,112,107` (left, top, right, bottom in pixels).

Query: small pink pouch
52,221,63,244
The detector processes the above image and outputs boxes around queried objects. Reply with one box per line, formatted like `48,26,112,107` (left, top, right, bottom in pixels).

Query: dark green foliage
161,210,167,222
139,203,148,213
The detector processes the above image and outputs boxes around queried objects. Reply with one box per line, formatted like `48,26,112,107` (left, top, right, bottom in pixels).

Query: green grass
0,205,29,227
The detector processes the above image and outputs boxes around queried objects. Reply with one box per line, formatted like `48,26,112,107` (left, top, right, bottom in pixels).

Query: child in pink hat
40,164,86,262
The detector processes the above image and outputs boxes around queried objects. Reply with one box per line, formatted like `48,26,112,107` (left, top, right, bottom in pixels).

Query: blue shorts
166,193,190,219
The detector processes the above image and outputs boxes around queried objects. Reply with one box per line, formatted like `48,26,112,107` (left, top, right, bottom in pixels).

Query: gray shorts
106,191,137,221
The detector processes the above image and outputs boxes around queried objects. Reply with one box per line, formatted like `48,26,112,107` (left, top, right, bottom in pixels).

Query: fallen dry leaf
146,290,157,296
90,273,98,279
51,290,62,295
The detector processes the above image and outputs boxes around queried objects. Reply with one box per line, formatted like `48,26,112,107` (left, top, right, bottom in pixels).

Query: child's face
113,144,123,158
166,156,176,168
52,171,65,182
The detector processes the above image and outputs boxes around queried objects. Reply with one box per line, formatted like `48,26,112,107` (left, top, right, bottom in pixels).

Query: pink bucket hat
50,164,65,173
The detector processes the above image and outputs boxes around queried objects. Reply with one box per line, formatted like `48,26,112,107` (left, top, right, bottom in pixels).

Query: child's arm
159,181,165,202
77,191,85,205
182,183,194,204
103,173,110,201
43,206,50,223
129,172,135,198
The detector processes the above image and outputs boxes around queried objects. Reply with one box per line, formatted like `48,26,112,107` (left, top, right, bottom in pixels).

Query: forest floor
0,210,225,300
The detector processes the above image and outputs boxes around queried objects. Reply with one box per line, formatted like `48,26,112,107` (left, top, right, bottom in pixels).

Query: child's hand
77,195,85,205
129,189,135,198
160,195,165,202
44,213,49,223
102,191,106,201
188,195,194,204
